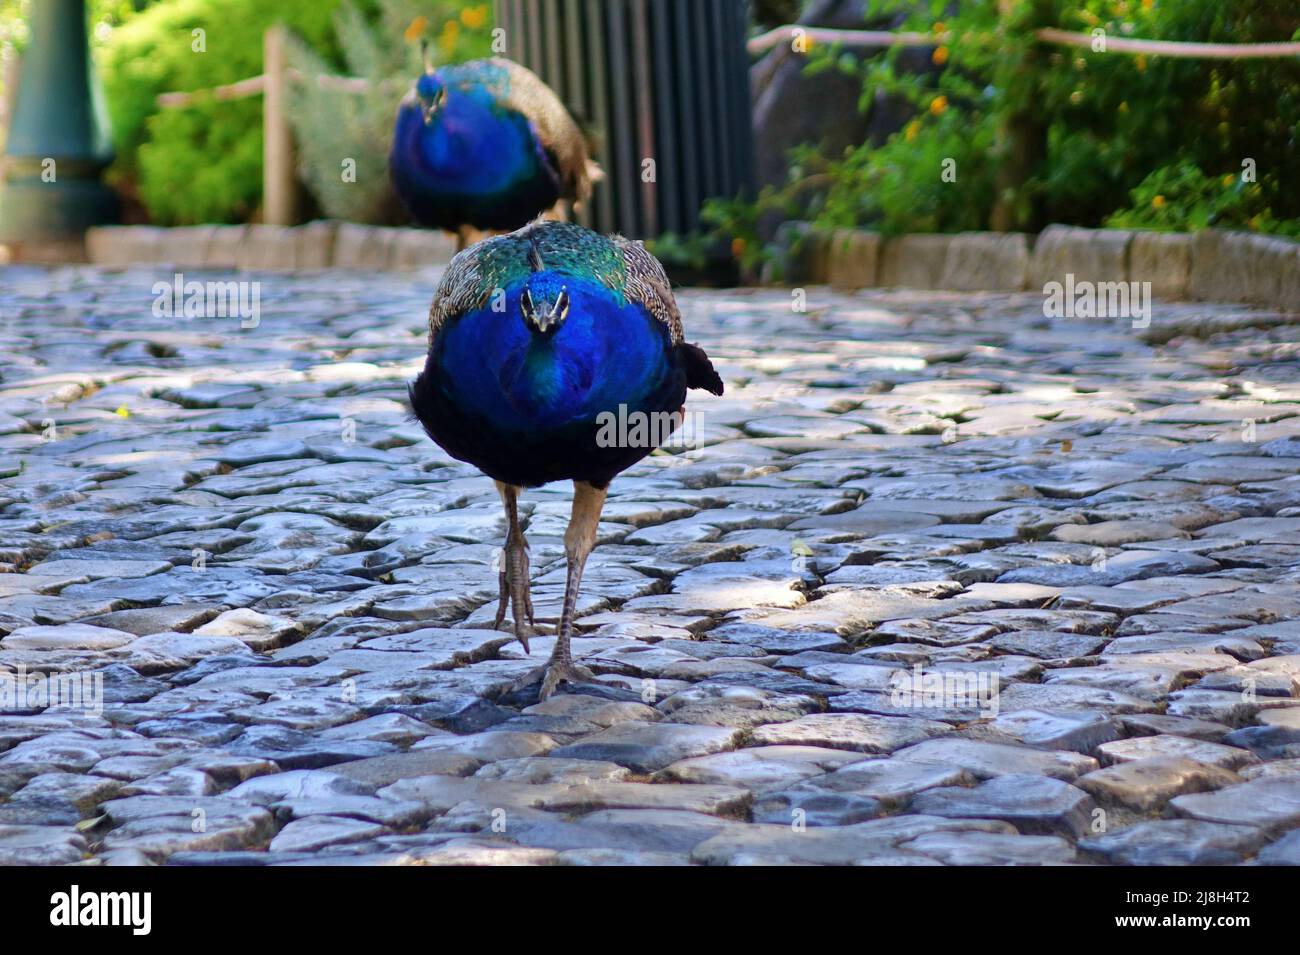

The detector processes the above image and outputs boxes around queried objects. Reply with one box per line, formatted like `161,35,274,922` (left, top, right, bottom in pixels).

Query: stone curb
801,225,1296,310
31,221,1300,312
81,221,458,273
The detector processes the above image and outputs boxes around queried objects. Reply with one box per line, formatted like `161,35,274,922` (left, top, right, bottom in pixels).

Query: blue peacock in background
410,220,723,698
389,56,601,244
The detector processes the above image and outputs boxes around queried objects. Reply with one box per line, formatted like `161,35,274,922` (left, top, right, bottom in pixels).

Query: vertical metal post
0,0,118,242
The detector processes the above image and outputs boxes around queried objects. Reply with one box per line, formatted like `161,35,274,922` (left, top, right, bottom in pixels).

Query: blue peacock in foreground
410,220,724,698
389,56,600,242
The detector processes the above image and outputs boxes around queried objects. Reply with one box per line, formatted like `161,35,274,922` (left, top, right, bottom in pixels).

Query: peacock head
519,274,571,337
415,71,447,124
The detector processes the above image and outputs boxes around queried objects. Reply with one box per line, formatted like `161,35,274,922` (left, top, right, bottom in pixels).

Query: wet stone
750,713,952,754
911,774,1097,838
985,708,1121,753
690,816,1012,866
550,722,742,774
751,788,885,827
1097,734,1258,770
898,829,1077,866
1077,757,1242,812
655,745,859,792
0,825,88,865
1079,819,1267,865
1169,775,1300,831
893,738,1099,782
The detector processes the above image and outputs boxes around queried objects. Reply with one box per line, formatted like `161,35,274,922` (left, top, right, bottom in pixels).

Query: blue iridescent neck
399,84,542,193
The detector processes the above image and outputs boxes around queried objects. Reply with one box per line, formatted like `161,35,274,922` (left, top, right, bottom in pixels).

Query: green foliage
719,0,1300,254
286,0,493,225
1106,161,1300,237
94,0,492,225
100,0,345,223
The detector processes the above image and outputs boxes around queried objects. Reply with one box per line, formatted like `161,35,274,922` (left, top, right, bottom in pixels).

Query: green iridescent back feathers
427,221,683,343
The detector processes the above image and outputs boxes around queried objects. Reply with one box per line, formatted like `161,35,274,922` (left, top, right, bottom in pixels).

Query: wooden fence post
1,44,20,142
263,24,295,226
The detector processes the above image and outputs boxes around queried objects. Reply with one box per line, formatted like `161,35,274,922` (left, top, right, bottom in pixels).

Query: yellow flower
1152,195,1165,209
932,45,949,66
114,405,130,419
929,95,948,116
461,5,488,29
933,21,945,35
403,15,428,43
905,120,921,142
439,18,460,57
1142,0,1154,9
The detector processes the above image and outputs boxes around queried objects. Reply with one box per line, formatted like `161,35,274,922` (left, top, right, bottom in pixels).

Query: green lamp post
0,0,118,244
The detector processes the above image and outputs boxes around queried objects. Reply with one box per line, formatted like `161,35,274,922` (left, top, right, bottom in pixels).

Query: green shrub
1106,161,1300,237
723,0,1300,250
99,0,345,223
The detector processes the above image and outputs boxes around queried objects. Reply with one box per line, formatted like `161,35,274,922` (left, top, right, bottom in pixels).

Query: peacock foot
509,659,598,700
493,534,543,650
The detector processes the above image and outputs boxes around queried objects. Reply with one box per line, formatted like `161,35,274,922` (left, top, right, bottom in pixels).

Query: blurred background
0,0,1296,273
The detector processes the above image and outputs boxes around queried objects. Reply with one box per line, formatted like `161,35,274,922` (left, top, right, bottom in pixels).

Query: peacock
389,56,601,246
409,220,724,698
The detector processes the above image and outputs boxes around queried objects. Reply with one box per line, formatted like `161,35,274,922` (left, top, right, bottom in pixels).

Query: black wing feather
678,341,723,396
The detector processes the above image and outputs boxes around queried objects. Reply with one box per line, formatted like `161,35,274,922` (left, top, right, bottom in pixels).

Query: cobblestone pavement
1,264,1299,866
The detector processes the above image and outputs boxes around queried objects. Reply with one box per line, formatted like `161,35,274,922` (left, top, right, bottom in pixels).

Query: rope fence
746,24,1300,57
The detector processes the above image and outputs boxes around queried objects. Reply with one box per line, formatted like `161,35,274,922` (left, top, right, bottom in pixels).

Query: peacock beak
531,311,561,335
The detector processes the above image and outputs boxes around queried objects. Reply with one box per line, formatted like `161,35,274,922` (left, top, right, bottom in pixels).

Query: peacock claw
510,660,597,700
494,529,536,650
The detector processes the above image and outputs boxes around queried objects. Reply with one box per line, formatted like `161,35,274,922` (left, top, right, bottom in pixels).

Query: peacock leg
541,201,570,223
493,481,536,651
510,480,606,699
456,226,474,253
